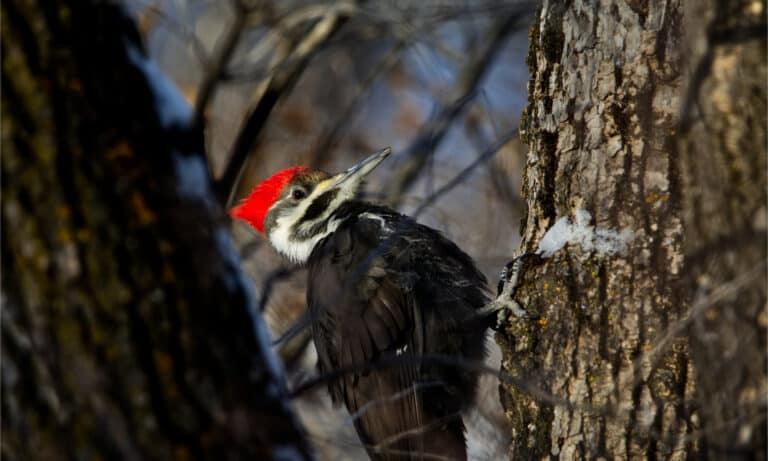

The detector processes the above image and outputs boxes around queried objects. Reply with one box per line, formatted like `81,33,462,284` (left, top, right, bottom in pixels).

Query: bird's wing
308,218,428,460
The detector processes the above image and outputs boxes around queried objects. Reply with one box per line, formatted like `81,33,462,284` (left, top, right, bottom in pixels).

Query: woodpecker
232,148,493,460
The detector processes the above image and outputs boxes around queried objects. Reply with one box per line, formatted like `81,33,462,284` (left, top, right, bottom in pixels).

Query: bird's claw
493,298,539,330
490,252,541,330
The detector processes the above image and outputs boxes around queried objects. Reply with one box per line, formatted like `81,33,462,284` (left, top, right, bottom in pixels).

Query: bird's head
231,147,391,263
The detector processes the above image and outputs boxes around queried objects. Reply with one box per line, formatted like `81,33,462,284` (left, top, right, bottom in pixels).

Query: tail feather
345,362,467,460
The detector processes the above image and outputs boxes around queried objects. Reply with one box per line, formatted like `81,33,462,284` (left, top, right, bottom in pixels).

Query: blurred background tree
1,1,313,459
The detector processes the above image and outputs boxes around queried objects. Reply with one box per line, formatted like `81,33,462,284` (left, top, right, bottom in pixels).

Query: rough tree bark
2,1,312,459
498,1,765,460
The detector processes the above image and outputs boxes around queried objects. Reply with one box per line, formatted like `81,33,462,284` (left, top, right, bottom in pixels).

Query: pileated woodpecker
232,148,493,460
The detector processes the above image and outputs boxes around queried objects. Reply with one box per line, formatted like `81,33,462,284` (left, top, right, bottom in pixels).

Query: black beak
330,147,392,190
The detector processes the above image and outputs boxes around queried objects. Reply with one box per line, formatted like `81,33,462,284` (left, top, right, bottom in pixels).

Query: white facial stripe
267,178,355,264
270,216,342,263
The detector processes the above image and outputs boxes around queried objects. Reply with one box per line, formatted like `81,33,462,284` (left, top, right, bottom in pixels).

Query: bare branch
346,381,444,424
217,8,351,206
306,432,459,461
309,38,410,168
629,261,767,380
412,129,518,219
289,352,577,411
383,9,532,207
258,265,296,311
371,412,463,458
136,2,209,66
192,0,253,129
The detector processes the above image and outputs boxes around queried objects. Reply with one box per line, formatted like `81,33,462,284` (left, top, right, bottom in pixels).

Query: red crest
231,166,309,233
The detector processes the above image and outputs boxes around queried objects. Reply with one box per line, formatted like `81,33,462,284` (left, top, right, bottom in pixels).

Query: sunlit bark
498,1,765,459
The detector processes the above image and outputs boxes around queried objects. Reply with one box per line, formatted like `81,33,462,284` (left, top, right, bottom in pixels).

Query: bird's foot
482,297,538,330
486,252,541,330
494,298,539,328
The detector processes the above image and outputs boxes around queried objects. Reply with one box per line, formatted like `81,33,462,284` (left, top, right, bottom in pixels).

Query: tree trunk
498,0,765,459
1,1,312,459
678,0,767,458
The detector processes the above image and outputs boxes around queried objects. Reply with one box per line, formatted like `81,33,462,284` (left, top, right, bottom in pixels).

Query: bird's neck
268,216,341,265
269,200,397,264
268,199,356,264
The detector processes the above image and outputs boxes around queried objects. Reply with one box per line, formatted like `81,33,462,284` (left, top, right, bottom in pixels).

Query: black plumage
307,201,491,461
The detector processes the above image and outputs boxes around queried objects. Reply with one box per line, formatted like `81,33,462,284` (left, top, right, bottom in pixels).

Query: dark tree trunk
497,0,765,459
1,1,312,459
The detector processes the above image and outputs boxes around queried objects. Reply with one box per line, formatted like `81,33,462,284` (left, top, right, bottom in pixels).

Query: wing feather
308,220,425,460
307,209,480,460
365,309,394,350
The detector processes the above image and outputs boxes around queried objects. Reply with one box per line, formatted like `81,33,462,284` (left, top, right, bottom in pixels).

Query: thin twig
346,381,444,424
383,9,531,207
306,3,495,169
192,0,253,129
309,38,410,168
412,129,518,219
290,352,577,412
137,3,209,66
306,431,459,461
468,92,524,212
258,266,296,311
217,10,350,206
221,3,526,84
371,411,463,456
627,261,766,383
271,310,312,346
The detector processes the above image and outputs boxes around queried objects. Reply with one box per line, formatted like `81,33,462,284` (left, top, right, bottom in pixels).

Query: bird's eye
291,188,307,200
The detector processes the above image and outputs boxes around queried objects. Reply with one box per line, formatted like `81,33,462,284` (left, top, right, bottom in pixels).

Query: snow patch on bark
125,44,192,128
537,210,633,257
